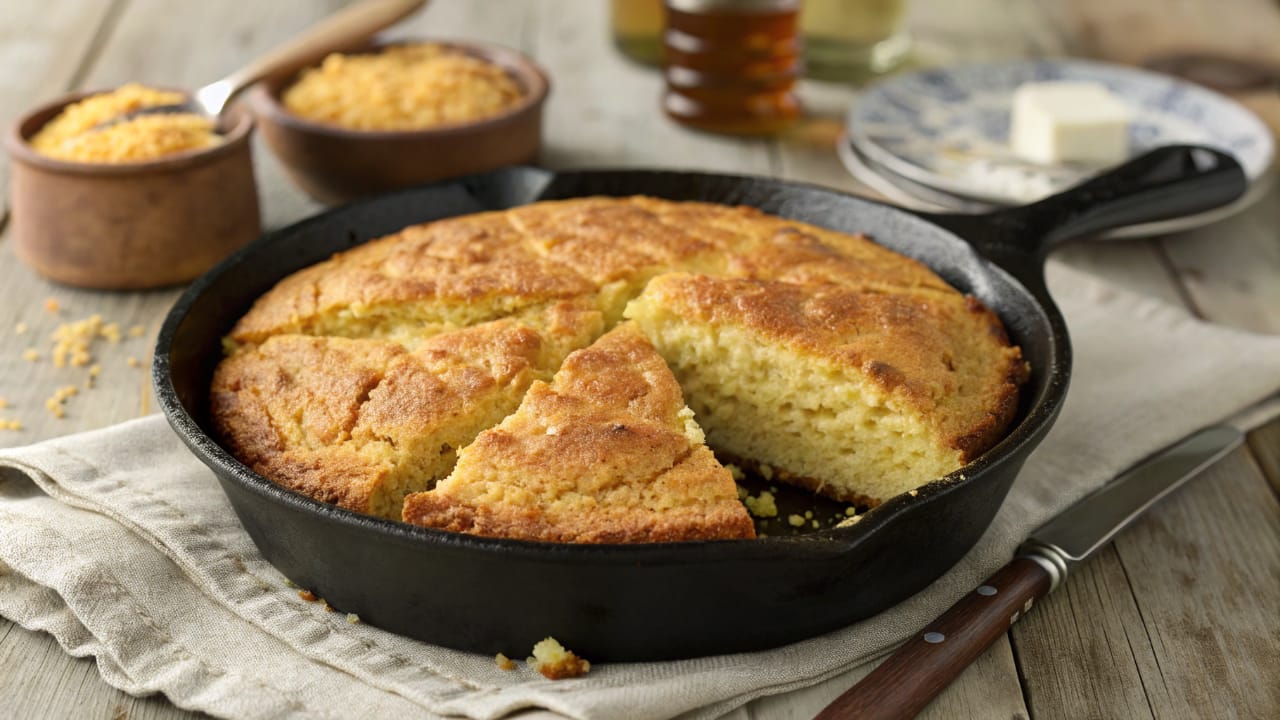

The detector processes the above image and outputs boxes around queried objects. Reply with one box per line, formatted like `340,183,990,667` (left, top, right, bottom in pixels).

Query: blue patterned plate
847,59,1273,205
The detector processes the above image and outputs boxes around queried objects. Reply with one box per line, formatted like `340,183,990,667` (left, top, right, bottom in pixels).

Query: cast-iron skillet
155,145,1245,662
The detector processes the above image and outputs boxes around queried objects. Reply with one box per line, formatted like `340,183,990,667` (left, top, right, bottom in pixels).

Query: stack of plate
839,59,1274,238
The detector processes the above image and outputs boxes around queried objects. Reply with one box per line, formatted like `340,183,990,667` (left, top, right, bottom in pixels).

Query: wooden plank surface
0,0,119,202
0,0,1277,719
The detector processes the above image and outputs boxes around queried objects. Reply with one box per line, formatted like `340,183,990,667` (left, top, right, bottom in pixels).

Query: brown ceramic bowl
5,91,262,290
250,39,550,205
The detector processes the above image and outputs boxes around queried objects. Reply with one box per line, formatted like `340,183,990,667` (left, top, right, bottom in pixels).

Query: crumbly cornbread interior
211,197,1027,540
402,323,756,542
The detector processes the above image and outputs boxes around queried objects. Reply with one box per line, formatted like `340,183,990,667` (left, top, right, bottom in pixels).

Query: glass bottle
662,0,803,136
801,0,911,82
611,0,665,67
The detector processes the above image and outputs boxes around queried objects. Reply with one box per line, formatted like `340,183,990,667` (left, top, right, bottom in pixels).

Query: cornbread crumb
743,490,778,518
908,489,919,497
836,514,863,529
804,510,813,519
845,507,857,516
759,464,774,481
298,589,318,602
0,419,22,431
45,298,60,313
347,613,361,624
128,325,146,337
321,599,335,612
51,314,118,367
528,637,590,680
812,520,820,529
284,579,296,588
495,653,516,671
14,322,27,335
283,43,525,131
22,349,40,362
45,385,79,419
127,356,141,368
787,514,805,528
725,463,745,482
0,398,7,409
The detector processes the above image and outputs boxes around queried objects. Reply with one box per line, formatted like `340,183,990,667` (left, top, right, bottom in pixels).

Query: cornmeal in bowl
212,197,1028,542
281,42,525,131
29,83,221,163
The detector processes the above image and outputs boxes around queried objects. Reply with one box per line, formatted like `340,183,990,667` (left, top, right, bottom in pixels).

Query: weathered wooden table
1,1,1276,718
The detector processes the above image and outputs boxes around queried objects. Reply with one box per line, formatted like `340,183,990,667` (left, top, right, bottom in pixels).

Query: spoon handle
203,0,427,115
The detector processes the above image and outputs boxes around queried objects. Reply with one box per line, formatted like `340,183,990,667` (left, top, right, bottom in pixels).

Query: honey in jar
662,0,802,136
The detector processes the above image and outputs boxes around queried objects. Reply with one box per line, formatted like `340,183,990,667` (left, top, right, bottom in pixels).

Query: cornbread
402,324,755,542
626,273,1027,505
528,637,590,680
213,196,1027,539
282,43,524,131
212,307,599,520
30,84,220,163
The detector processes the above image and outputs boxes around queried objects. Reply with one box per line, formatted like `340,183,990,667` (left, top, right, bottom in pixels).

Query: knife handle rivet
923,632,946,644
977,585,998,596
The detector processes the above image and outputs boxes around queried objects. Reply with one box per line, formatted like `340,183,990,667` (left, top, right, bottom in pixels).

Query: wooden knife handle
814,558,1053,720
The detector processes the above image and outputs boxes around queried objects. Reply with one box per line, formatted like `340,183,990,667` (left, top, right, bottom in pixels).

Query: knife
814,424,1244,720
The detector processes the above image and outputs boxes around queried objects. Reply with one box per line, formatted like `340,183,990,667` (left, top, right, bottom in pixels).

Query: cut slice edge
402,322,756,542
625,273,1028,506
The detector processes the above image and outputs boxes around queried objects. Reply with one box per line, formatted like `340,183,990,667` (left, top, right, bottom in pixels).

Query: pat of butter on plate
1010,81,1132,166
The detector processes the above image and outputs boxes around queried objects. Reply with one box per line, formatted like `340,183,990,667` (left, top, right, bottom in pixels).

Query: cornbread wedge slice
227,212,597,346
211,312,600,520
402,323,755,542
625,273,1028,506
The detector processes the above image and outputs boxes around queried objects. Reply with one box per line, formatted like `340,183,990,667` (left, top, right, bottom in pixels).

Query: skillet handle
922,145,1246,286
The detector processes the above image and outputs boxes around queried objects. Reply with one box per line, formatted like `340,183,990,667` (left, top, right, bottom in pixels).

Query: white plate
846,59,1274,207
836,132,1275,240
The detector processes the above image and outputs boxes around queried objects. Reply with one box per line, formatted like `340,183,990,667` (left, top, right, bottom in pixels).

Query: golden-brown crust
636,273,1027,462
213,196,1028,539
402,324,756,542
211,320,561,518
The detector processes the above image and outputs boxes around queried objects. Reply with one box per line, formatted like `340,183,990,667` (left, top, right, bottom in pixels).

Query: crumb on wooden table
45,385,79,419
51,315,121,367
527,637,590,679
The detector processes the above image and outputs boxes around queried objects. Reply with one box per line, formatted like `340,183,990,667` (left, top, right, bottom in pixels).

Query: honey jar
662,0,802,136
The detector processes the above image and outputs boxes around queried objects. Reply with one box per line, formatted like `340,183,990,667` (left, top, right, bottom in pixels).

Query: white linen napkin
2,261,1278,720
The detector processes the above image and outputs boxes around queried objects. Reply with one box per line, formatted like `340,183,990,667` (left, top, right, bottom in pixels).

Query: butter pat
1009,81,1131,165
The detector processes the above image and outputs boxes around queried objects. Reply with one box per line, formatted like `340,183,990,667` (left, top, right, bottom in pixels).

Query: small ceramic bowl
251,39,550,206
5,91,262,290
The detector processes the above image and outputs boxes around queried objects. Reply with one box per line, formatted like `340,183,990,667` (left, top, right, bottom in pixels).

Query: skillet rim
152,166,1068,563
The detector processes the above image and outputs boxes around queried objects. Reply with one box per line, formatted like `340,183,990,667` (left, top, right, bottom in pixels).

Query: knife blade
814,424,1244,720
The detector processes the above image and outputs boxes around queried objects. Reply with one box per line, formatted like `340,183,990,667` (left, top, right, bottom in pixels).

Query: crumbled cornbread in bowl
29,83,220,163
282,42,525,131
